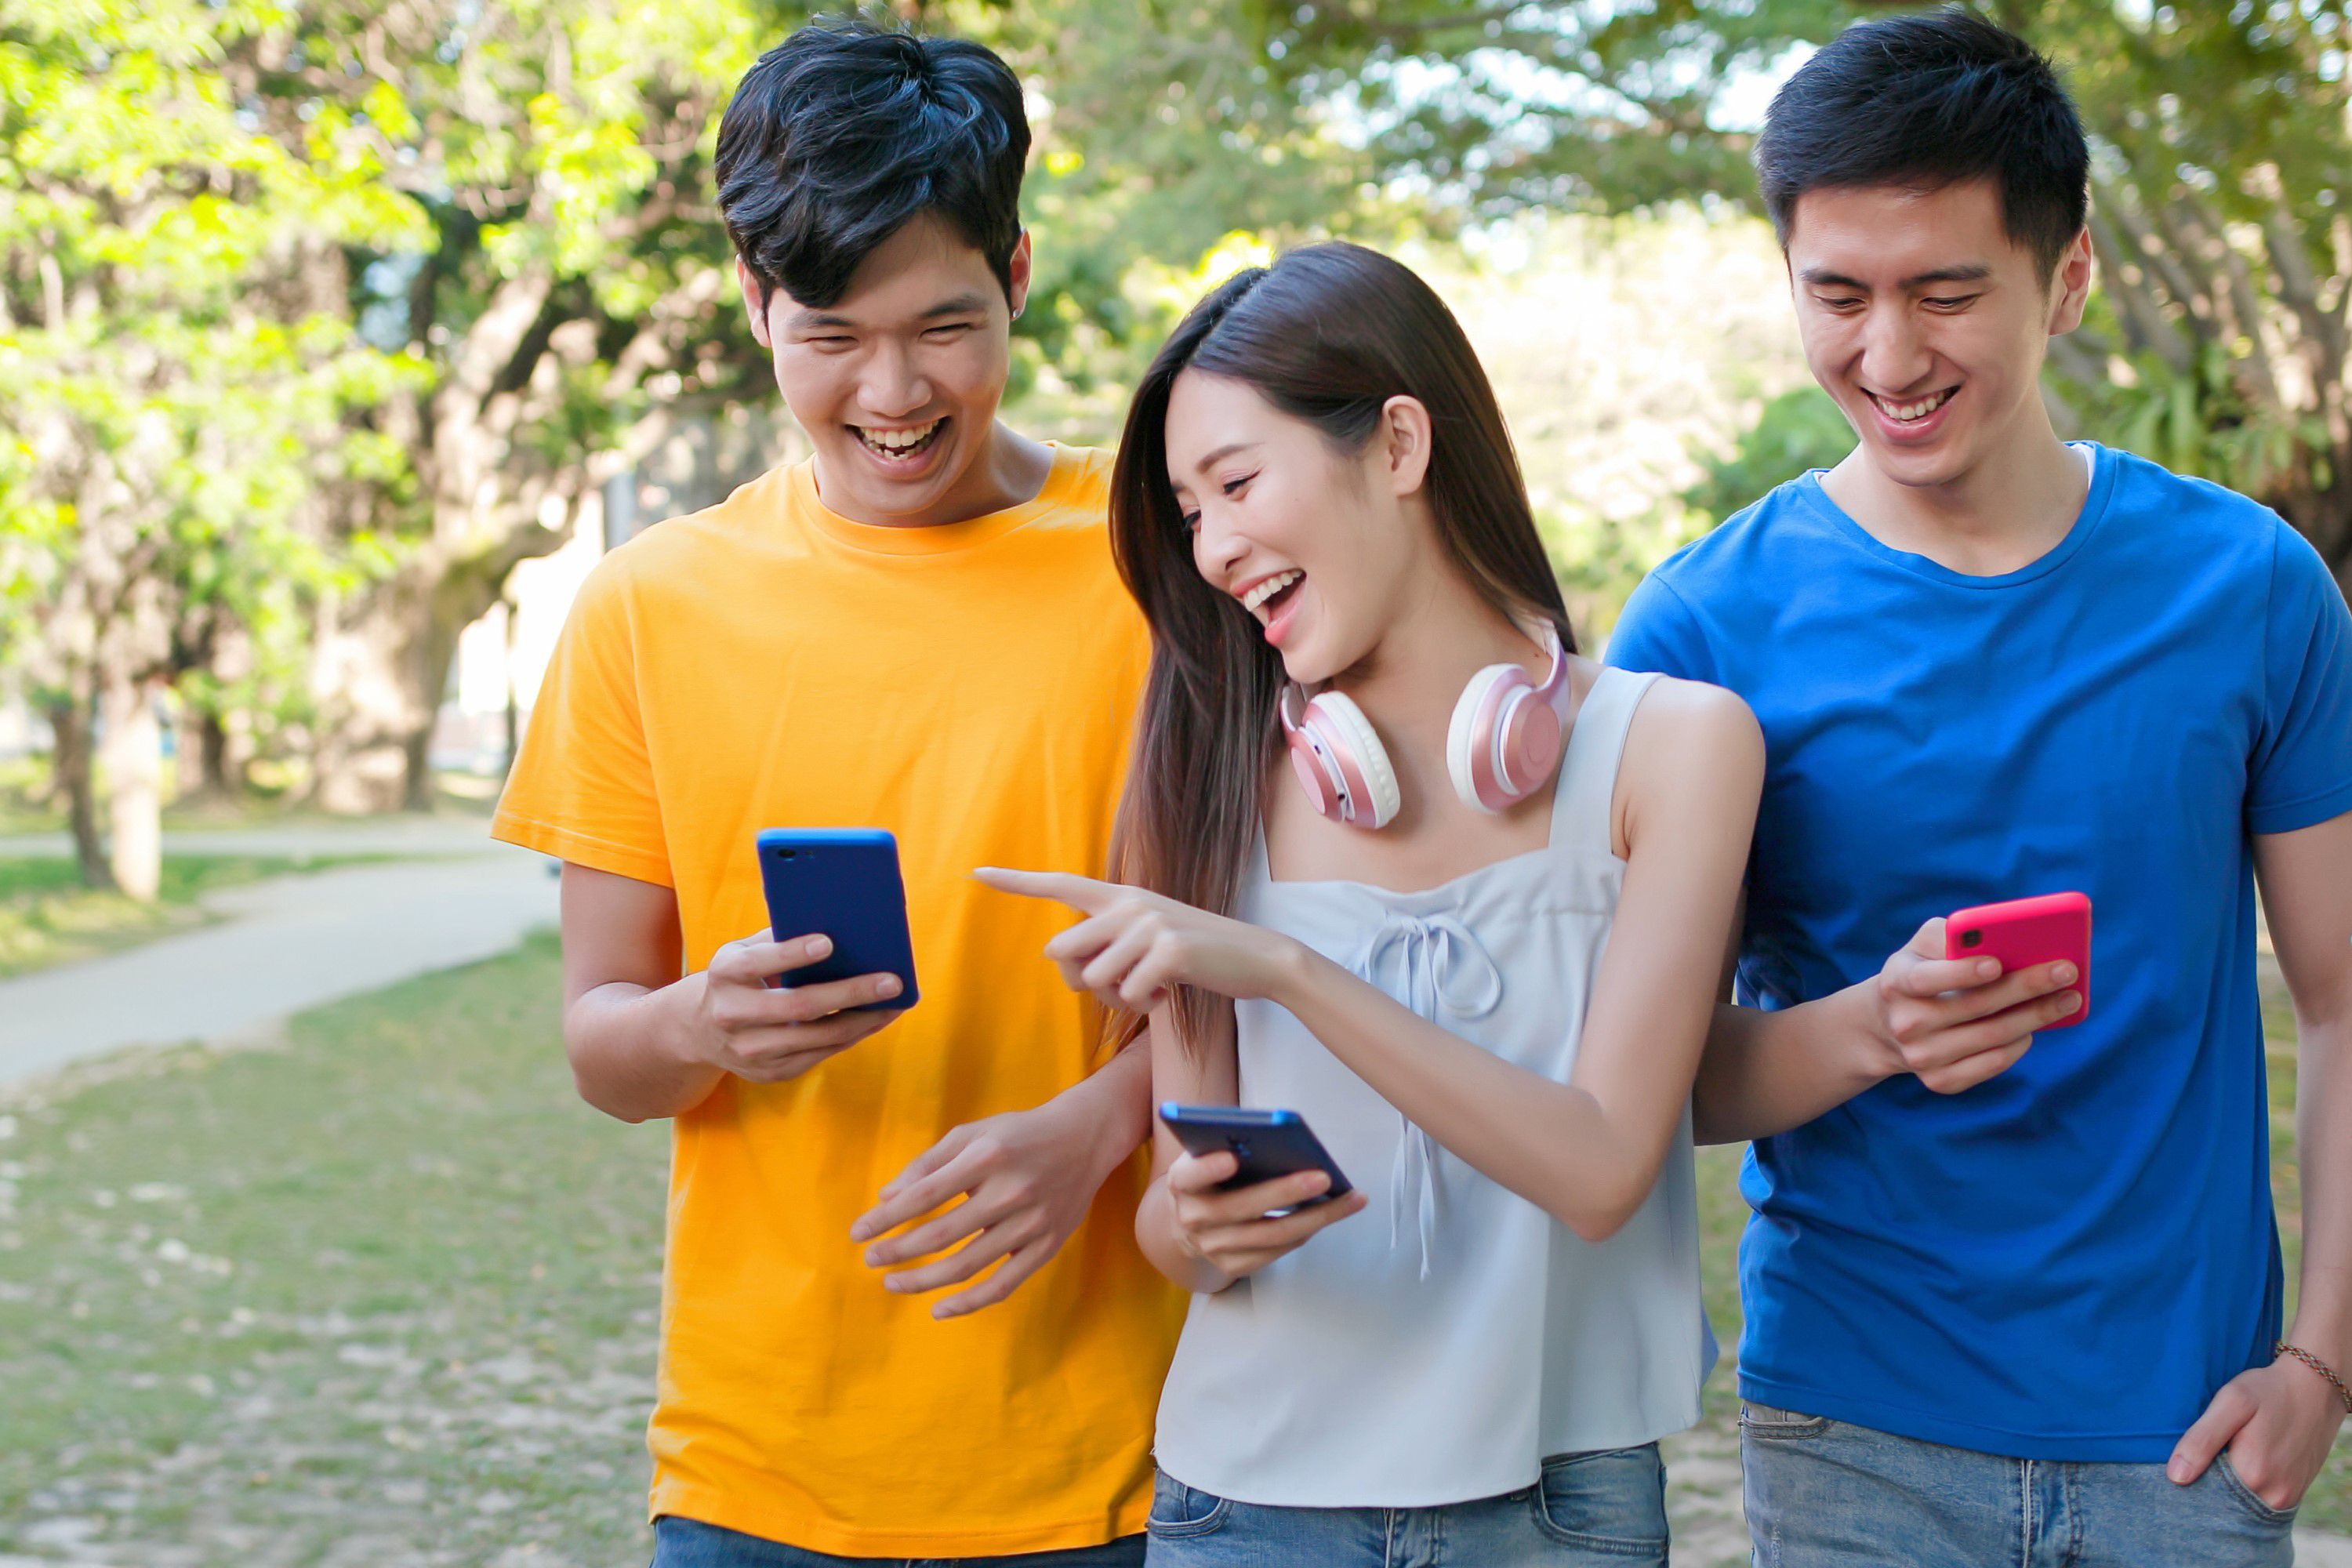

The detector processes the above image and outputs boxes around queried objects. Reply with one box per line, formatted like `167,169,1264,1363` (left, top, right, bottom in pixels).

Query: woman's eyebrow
1189,441,1261,474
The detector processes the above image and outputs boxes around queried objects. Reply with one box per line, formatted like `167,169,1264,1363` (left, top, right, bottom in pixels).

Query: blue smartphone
1157,1104,1352,1202
755,829,919,1012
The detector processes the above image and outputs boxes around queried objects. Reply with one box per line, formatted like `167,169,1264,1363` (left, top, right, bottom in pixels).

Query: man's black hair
715,17,1029,310
1755,9,2089,276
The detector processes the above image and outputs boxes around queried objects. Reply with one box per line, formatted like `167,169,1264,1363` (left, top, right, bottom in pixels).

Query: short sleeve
2248,522,2352,836
1602,570,1718,683
491,554,673,886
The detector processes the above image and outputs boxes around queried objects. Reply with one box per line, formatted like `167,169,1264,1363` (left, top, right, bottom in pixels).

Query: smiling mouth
1866,387,1958,424
852,418,946,461
1240,569,1304,622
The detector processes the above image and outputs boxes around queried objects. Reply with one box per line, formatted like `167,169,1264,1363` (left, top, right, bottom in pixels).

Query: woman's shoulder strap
1552,667,1663,855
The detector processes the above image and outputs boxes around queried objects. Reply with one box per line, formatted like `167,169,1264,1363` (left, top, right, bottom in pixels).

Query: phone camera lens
1961,929,1982,948
1230,1139,1253,1160
780,849,797,859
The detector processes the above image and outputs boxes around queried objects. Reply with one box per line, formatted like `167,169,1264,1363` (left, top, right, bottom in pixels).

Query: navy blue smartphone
755,829,919,1013
1157,1104,1352,1202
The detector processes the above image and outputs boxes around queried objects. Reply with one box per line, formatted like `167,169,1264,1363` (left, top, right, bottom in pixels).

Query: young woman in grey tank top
982,244,1763,1566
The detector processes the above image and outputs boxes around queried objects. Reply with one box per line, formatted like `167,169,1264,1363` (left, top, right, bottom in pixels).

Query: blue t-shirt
1606,443,2352,1461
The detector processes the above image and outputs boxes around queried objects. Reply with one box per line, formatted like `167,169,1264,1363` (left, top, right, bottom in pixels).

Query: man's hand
684,929,906,1084
2169,1354,2349,1510
1864,918,2081,1094
851,1096,1123,1320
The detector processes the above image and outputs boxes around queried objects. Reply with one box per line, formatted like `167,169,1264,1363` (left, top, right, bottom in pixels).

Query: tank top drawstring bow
1350,910,1503,1279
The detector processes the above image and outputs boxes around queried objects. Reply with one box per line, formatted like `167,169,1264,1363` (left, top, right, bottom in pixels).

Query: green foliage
1312,2,2352,567
0,0,427,699
1682,385,1853,529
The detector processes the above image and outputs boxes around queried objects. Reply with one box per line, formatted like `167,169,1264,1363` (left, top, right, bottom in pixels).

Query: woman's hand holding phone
686,928,906,1084
1167,1148,1368,1283
1866,917,2082,1094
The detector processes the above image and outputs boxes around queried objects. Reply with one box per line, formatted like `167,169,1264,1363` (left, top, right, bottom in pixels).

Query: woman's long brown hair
1107,241,1575,1053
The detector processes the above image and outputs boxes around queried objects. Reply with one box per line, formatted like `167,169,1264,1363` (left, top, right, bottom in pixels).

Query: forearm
1274,948,1671,1243
1136,1171,1237,1293
1690,985,1893,1144
1044,1034,1156,1190
564,974,725,1123
2290,1011,2352,1366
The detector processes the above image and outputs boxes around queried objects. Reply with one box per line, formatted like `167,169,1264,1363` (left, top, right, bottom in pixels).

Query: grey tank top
1152,666,1715,1508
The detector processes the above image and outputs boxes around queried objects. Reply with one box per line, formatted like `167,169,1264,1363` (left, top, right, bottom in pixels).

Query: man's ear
736,256,773,350
1007,230,1033,321
2049,226,2094,337
1378,395,1435,499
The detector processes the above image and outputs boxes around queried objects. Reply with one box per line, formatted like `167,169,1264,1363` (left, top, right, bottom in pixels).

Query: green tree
223,0,1368,810
0,0,422,891
1253,0,2352,590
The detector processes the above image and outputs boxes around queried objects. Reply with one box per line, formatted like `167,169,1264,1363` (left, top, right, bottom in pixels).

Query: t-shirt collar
793,441,1078,557
1793,441,2116,590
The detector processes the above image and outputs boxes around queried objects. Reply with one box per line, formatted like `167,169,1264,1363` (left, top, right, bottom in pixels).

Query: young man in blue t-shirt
1608,13,2352,1563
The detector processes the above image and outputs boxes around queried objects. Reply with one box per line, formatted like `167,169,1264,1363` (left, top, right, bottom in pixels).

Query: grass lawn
0,931,665,1568
0,933,2340,1566
0,855,389,978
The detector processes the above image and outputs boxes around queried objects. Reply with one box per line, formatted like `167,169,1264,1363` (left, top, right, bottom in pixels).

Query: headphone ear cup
1305,691,1402,829
1448,664,1530,813
1286,728,1345,822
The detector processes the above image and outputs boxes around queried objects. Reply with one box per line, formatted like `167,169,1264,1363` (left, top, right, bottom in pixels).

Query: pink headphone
1279,622,1572,829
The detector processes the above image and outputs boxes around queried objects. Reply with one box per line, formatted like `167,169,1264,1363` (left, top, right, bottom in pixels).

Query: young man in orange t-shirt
492,20,1181,1564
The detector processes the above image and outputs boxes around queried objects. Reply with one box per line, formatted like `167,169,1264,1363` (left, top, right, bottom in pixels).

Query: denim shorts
650,1515,1146,1568
1142,1444,1668,1566
1740,1401,2296,1567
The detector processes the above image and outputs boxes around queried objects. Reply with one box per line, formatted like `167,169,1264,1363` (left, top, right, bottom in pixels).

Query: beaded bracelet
2276,1341,2352,1415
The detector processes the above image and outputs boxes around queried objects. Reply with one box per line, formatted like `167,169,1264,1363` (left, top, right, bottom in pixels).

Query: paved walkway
0,826,555,1091
0,814,503,862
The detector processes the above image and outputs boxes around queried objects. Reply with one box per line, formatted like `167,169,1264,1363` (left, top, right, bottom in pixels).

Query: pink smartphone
1944,891,2092,1029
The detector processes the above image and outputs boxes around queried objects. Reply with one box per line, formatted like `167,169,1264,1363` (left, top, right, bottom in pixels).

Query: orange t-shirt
492,445,1183,1555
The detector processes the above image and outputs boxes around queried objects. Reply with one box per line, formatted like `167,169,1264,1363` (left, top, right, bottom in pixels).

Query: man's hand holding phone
685,929,906,1084
1167,1149,1368,1283
1865,916,2082,1094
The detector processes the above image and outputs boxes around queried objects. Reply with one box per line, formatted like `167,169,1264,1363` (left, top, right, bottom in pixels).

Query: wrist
2276,1337,2352,1416
2283,1303,2352,1374
1833,978,1904,1088
1052,1050,1149,1184
654,970,718,1073
1262,935,1324,1009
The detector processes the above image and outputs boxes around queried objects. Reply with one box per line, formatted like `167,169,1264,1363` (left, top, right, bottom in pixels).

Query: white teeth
1875,390,1954,423
858,419,941,452
1241,569,1301,612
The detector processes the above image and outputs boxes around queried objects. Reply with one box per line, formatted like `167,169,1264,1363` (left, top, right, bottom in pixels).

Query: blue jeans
651,1516,1146,1567
1740,1402,2296,1566
1142,1444,1668,1566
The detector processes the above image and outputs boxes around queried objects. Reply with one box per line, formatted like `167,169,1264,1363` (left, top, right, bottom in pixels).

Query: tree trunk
502,600,521,775
309,511,577,814
100,673,162,902
198,711,234,799
45,695,111,891
307,572,430,815
172,704,231,800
